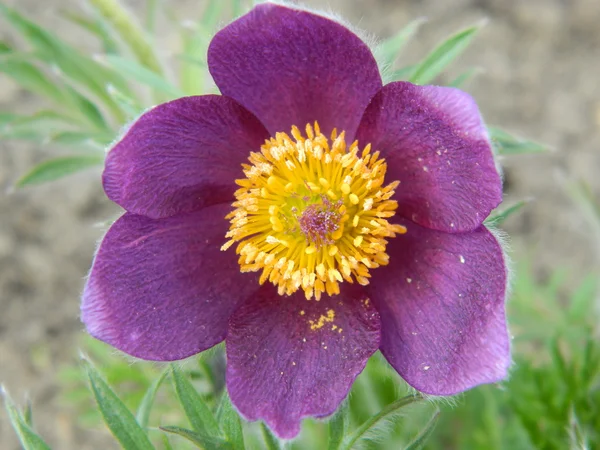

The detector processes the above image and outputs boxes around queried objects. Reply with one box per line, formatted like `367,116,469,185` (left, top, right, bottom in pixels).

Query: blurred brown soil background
1,0,599,448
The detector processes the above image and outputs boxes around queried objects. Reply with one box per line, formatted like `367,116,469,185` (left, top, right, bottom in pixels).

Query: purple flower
82,3,509,438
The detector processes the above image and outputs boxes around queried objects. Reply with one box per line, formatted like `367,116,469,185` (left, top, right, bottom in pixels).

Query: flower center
221,122,406,300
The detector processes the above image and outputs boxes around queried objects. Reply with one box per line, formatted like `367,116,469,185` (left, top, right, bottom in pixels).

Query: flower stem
340,394,424,450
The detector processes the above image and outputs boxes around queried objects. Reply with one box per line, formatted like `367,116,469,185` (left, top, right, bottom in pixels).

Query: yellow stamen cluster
221,122,406,300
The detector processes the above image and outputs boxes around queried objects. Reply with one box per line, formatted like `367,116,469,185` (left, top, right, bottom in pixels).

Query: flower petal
103,95,269,219
208,3,382,138
226,284,380,438
367,221,509,395
82,204,258,361
356,82,502,232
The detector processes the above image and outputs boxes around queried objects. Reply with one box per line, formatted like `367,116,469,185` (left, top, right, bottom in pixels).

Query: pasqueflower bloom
82,2,510,438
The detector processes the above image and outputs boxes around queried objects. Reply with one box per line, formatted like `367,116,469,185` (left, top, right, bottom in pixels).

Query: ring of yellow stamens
221,122,407,300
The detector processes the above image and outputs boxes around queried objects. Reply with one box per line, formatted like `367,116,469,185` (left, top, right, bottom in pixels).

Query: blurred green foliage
1,0,546,187
7,260,596,449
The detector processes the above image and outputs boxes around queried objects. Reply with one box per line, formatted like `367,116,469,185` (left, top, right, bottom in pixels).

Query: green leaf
564,178,600,235
341,394,424,450
160,426,231,449
106,84,143,119
2,388,51,450
216,391,244,449
88,0,163,74
405,408,441,450
60,10,120,54
377,18,426,79
260,423,282,450
0,54,67,103
178,0,226,94
327,402,348,450
16,154,104,187
489,126,547,155
567,275,598,323
63,85,111,132
485,199,529,225
84,359,155,450
201,0,226,29
136,368,168,429
389,64,417,82
0,4,127,121
179,26,210,95
409,22,484,85
448,67,481,88
23,400,33,427
161,434,175,450
103,54,184,98
47,131,111,147
171,364,222,439
0,110,76,140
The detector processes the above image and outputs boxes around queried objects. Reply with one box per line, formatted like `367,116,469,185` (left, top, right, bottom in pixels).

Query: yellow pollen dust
221,122,407,300
309,309,335,331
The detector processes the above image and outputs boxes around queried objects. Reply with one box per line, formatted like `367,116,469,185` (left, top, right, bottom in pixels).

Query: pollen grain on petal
223,122,404,299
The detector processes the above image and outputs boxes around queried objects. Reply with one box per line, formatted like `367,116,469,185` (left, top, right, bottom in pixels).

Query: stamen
222,122,406,300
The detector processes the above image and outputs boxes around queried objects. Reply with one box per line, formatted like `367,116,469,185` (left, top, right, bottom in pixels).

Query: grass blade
409,22,484,85
160,426,231,449
216,391,244,449
0,54,67,104
161,434,175,450
0,4,127,121
88,0,163,74
106,84,143,119
179,25,210,95
2,387,51,450
448,67,481,88
16,155,104,187
47,131,111,147
377,17,426,81
103,54,184,98
0,110,80,140
61,10,120,54
485,199,529,225
405,408,441,450
83,359,155,450
136,368,168,429
389,64,417,82
489,126,547,155
260,423,282,450
327,403,348,450
171,364,222,439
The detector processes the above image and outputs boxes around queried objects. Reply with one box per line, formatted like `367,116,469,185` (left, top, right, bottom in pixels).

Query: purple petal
355,82,502,232
208,3,382,138
103,95,269,219
367,220,509,395
82,204,258,361
226,284,380,438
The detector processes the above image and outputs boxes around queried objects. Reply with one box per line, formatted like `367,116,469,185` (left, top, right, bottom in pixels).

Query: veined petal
82,204,258,361
208,3,382,139
356,82,502,232
103,95,269,219
367,220,509,395
226,284,380,438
